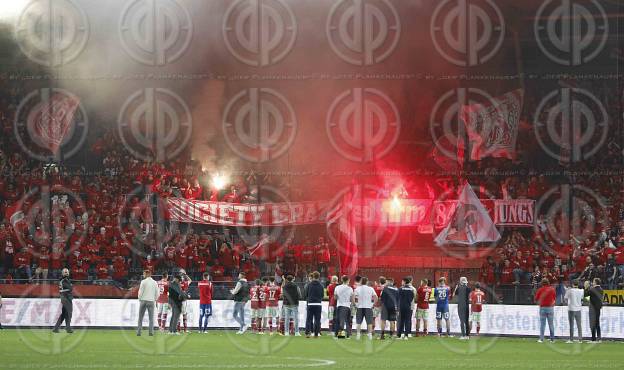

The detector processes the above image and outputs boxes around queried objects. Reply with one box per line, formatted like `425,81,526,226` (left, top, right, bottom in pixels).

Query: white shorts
157,302,169,314
328,306,335,320
181,300,189,315
470,312,481,323
416,308,429,320
373,306,381,318
251,308,266,319
265,306,278,318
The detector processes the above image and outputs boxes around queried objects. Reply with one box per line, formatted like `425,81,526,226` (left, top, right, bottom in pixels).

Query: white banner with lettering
1,299,623,338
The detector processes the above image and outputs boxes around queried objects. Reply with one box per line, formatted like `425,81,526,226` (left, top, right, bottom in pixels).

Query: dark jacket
58,276,73,300
283,281,300,306
455,285,471,309
232,279,250,302
398,285,414,311
168,281,184,307
585,286,604,310
304,280,324,304
381,285,399,311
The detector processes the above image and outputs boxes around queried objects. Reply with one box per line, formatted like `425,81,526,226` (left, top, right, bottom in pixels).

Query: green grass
0,329,621,370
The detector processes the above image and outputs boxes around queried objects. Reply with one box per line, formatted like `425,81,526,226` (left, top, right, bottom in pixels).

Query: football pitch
0,329,621,370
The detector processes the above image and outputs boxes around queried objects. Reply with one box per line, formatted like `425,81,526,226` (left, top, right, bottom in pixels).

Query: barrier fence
1,299,623,339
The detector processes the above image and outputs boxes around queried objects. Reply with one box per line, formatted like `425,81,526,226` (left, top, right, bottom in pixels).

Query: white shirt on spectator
354,285,377,309
335,284,353,308
138,276,159,302
565,287,584,311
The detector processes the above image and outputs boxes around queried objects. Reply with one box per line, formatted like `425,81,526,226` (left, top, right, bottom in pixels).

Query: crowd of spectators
1,78,623,295
0,82,338,288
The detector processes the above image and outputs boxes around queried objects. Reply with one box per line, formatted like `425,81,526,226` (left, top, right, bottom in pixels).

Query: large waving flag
435,183,500,246
326,186,359,277
461,89,524,160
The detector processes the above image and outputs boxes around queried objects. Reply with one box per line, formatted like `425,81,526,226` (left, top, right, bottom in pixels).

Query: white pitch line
2,357,336,369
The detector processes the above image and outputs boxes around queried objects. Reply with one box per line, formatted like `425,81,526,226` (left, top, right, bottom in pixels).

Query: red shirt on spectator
143,257,156,273
500,265,514,284
315,244,330,264
164,245,176,261
51,249,64,270
38,249,50,269
219,246,233,268
14,251,31,268
211,263,225,279
112,257,128,280
96,261,109,279
196,257,208,274
176,247,190,269
301,246,314,264
72,263,88,280
535,285,556,307
615,247,624,265
480,261,495,285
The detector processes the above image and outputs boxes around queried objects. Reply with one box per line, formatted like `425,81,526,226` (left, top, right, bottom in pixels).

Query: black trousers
334,306,351,337
589,306,602,341
458,306,469,336
397,309,412,337
169,302,182,333
54,297,73,331
306,305,322,336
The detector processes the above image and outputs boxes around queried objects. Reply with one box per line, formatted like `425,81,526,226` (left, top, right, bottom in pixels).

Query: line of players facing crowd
153,270,487,339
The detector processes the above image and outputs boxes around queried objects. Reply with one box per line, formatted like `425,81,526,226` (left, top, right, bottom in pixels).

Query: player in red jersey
469,282,486,335
327,275,338,335
178,269,192,333
265,276,281,335
258,277,269,334
415,279,432,336
249,279,263,333
156,272,169,331
198,272,213,333
373,277,385,333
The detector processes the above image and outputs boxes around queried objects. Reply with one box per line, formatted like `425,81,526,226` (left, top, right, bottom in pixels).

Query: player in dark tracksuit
397,277,415,339
53,268,74,333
